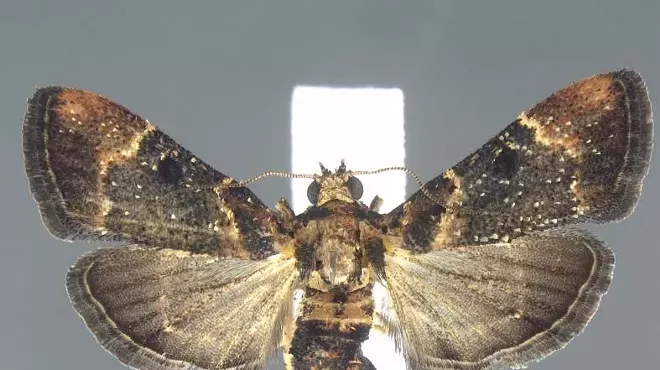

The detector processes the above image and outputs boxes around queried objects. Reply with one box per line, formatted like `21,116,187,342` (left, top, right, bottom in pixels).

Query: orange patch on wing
51,89,158,229
517,112,583,158
432,168,466,249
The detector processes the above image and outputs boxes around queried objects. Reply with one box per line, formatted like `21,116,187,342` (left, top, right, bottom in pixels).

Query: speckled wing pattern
379,69,652,369
23,87,296,370
23,87,288,258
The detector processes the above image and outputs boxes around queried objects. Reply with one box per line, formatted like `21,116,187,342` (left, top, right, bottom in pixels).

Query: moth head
307,160,363,206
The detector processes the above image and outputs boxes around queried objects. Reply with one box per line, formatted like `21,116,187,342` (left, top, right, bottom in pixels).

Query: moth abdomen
288,285,376,370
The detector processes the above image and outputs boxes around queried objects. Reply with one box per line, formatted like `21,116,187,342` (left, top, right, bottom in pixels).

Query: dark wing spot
157,157,184,185
493,146,519,179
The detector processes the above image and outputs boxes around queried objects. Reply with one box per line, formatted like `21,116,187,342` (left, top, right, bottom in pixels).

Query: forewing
23,87,285,258
386,69,652,251
381,228,614,370
66,246,298,370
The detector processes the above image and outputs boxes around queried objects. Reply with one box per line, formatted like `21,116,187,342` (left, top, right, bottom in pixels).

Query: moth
23,69,652,370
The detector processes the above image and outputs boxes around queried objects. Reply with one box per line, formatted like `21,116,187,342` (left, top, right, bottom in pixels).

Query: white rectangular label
290,86,406,214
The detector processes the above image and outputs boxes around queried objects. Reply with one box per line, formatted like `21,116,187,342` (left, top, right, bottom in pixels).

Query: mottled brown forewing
387,69,652,251
379,69,652,369
23,87,288,258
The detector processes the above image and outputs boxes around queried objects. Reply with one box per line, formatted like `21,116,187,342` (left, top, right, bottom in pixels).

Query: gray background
1,1,658,369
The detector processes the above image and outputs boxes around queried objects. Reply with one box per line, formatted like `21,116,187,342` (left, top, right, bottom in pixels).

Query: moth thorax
309,238,367,291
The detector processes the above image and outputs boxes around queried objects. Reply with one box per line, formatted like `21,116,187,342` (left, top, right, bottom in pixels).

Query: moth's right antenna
351,166,443,205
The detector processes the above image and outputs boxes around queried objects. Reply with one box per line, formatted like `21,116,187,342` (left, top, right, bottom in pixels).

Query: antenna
220,164,443,205
351,166,442,205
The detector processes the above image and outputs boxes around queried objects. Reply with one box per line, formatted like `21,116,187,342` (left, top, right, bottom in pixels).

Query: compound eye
347,176,363,200
307,181,321,204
